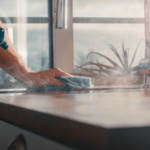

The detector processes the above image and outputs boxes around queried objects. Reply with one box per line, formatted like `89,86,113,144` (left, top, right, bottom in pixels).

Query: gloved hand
0,27,9,50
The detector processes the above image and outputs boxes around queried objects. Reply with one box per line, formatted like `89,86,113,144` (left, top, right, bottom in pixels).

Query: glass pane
4,24,49,72
73,0,144,18
27,24,49,71
73,24,145,86
0,23,49,89
0,0,48,17
27,0,48,17
0,0,50,89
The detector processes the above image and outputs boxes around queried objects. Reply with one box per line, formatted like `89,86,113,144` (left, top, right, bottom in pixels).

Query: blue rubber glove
0,27,9,50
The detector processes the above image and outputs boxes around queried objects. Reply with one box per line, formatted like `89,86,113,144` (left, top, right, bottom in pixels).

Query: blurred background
0,0,145,88
0,0,49,88
73,0,145,86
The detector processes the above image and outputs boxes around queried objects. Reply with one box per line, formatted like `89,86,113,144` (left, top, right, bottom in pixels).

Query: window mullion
73,17,144,24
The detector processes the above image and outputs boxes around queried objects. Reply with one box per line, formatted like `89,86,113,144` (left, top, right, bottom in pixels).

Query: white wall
53,0,74,73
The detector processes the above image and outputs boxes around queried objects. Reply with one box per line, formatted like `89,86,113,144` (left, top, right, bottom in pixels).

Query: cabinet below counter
0,120,73,150
0,89,150,150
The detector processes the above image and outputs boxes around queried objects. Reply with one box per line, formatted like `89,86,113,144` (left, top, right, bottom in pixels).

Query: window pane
73,24,145,86
73,0,144,18
0,0,50,89
0,0,48,17
0,23,49,89
27,0,48,17
4,24,49,71
27,24,49,71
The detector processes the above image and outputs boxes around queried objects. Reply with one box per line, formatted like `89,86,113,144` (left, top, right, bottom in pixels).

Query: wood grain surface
0,89,150,149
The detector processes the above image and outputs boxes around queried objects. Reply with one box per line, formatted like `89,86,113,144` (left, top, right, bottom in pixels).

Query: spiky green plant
75,39,143,77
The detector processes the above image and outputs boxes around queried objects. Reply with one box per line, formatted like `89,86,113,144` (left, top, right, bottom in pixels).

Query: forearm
0,21,32,84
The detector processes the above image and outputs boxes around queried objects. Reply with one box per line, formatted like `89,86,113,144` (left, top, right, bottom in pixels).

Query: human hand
24,68,73,87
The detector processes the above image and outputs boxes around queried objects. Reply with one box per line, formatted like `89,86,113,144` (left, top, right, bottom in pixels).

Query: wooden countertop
0,89,150,150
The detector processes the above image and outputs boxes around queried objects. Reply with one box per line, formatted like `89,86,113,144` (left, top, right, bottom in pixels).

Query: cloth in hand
27,76,93,93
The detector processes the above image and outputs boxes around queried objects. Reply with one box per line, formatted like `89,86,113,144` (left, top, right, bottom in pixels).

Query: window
73,0,145,87
0,0,53,89
0,0,146,89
